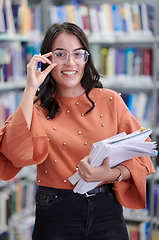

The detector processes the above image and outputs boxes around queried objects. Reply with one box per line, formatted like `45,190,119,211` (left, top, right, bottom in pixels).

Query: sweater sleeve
0,105,49,172
113,92,155,209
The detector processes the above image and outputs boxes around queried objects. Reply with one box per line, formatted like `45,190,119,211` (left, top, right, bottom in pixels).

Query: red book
79,4,90,35
143,49,152,76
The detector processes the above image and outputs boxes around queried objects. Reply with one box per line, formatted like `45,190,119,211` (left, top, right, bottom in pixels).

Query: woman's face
50,32,86,97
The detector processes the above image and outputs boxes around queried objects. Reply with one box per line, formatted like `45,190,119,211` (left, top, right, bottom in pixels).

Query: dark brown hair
34,22,103,118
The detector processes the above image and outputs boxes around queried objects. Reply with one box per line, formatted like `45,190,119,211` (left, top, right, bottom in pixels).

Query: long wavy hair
34,22,103,119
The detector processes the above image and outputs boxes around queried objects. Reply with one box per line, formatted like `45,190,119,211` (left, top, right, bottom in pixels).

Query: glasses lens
73,50,89,64
52,50,67,64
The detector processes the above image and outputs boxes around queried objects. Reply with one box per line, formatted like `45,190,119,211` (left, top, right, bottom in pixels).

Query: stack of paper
68,128,157,194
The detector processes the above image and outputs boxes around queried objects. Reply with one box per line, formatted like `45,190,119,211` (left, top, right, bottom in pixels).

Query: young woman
0,22,155,240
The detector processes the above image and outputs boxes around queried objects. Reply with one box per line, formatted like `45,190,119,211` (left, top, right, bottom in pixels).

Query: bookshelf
0,0,41,239
0,0,159,239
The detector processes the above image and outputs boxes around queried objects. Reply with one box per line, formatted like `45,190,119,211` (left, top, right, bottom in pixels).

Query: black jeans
32,185,129,240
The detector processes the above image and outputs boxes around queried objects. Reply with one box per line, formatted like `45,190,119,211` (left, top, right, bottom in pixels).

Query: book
90,44,101,71
118,4,128,33
88,5,100,36
131,3,142,31
105,47,116,77
139,2,151,35
55,5,67,24
48,5,58,25
143,49,152,76
19,0,31,35
65,4,76,24
98,4,111,36
135,92,148,124
99,47,108,75
133,49,143,75
111,5,123,34
142,95,153,128
124,48,135,76
11,2,20,33
79,4,90,36
69,128,157,194
122,2,134,34
115,48,125,76
146,4,155,33
0,0,6,33
33,4,42,34
104,3,114,33
3,0,16,34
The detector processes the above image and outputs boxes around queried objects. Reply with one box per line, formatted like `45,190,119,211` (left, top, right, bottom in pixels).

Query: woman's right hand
20,52,57,129
26,52,57,89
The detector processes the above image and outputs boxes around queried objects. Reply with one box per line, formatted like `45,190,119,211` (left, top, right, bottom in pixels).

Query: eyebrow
54,47,84,52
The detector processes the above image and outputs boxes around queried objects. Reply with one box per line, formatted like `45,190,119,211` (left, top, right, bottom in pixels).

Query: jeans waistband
38,184,113,198
86,184,112,197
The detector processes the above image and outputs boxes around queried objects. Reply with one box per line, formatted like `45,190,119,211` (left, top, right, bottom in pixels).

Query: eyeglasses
52,49,89,65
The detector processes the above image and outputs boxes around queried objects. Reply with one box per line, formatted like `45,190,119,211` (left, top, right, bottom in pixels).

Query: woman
0,22,155,240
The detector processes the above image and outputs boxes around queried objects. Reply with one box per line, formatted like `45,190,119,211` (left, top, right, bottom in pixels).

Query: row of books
122,92,153,129
124,182,159,222
127,222,159,240
91,46,152,78
0,0,155,38
47,1,155,37
0,0,42,35
0,43,152,84
125,183,159,240
0,41,41,83
0,178,36,235
127,222,150,240
0,215,34,240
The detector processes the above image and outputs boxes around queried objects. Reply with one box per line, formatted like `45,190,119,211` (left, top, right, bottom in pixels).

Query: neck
56,86,85,97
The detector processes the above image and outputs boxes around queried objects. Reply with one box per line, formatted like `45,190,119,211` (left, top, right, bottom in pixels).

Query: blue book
115,48,124,75
33,4,42,33
111,5,123,32
119,4,128,32
56,5,67,24
146,4,155,33
127,93,137,116
11,2,20,33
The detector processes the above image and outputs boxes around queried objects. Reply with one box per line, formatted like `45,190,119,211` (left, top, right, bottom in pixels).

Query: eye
74,51,84,58
55,51,67,58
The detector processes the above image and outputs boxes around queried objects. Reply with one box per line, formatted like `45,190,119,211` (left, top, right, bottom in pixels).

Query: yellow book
103,3,114,33
65,4,76,24
99,47,108,75
20,0,30,35
131,3,142,30
105,47,115,77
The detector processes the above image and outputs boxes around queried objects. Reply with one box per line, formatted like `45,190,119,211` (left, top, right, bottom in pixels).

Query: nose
65,52,76,65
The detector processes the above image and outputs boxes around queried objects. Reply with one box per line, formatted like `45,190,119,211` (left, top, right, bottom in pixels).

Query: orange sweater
0,88,155,208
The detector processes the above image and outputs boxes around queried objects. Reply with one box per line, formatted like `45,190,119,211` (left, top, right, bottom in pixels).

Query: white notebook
68,128,157,194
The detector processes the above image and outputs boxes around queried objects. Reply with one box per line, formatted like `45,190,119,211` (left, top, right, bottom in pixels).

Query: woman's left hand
78,156,112,182
78,156,131,182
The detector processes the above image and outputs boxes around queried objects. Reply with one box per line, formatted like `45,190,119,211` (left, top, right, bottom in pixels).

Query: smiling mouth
62,71,77,75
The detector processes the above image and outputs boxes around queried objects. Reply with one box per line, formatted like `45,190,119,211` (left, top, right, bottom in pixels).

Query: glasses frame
52,49,90,65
